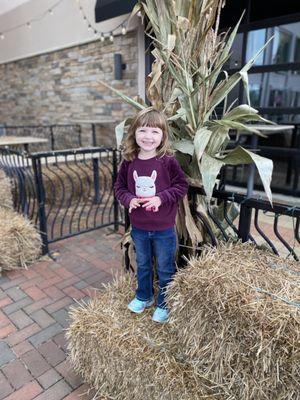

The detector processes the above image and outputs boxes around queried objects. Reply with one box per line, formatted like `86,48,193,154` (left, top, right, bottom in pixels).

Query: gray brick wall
0,31,139,147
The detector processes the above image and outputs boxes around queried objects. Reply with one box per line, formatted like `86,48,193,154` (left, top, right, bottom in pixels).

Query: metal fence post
78,125,82,147
32,156,49,255
238,204,252,242
50,126,55,150
91,123,96,146
112,149,119,232
92,156,100,204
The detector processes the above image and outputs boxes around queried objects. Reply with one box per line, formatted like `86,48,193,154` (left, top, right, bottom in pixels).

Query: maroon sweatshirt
114,155,188,231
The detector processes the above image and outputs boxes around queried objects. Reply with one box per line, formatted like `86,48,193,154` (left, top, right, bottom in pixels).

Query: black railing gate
0,147,298,260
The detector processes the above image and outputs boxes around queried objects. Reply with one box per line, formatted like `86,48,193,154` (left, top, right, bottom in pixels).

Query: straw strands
167,242,300,399
67,242,299,400
0,169,13,209
67,274,213,400
0,207,41,270
0,169,41,270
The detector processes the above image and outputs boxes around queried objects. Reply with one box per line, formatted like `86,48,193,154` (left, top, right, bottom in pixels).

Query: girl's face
135,126,163,156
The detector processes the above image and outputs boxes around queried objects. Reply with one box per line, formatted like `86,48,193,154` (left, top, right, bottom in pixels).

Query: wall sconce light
114,53,126,80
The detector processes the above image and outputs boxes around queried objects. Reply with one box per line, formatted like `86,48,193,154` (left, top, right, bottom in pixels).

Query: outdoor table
0,136,48,153
72,119,116,146
243,124,294,197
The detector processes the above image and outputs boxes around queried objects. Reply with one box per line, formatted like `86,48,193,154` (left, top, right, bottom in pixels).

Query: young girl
114,108,188,323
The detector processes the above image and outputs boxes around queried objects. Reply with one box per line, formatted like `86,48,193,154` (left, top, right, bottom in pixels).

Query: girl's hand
129,198,141,213
140,196,161,212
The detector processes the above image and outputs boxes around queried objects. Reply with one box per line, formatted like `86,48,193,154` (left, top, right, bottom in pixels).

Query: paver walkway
0,217,298,400
0,227,123,400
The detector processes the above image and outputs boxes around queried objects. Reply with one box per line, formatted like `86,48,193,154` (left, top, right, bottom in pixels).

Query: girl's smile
135,126,163,158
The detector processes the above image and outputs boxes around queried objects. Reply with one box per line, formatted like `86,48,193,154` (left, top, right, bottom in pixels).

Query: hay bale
0,169,13,209
0,207,41,270
167,242,300,399
67,242,300,400
66,274,212,400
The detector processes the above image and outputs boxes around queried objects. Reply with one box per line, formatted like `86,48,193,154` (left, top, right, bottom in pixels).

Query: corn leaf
98,80,145,111
172,139,194,155
194,127,212,161
201,146,273,204
206,36,274,120
115,118,132,149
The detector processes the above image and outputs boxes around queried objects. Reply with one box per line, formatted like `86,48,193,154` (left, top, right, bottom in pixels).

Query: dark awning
220,0,300,29
95,0,138,23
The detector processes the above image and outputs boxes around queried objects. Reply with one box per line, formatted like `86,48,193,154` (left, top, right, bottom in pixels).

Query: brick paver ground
0,227,123,400
0,215,298,400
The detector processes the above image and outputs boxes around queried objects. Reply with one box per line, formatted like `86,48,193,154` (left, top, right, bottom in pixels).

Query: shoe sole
128,299,154,314
152,317,168,323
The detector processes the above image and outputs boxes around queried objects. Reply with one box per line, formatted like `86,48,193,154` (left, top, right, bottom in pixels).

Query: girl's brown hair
121,107,172,161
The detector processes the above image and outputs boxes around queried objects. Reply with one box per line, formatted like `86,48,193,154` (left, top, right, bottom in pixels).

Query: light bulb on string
49,9,53,15
121,26,126,35
88,25,93,32
100,33,105,42
109,33,114,42
94,30,98,37
27,22,31,28
0,34,4,40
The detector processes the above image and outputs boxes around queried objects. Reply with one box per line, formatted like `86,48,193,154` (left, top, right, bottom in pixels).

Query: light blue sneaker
152,307,169,323
128,297,154,314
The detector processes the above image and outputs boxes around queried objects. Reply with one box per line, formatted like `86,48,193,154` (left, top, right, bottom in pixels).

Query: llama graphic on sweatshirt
133,170,157,197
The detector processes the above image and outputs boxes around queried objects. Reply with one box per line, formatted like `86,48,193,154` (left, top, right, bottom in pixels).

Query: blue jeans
131,226,177,309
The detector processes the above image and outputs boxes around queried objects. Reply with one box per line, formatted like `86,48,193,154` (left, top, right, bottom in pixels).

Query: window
272,28,292,63
294,38,300,62
243,22,300,66
246,71,300,109
246,29,267,65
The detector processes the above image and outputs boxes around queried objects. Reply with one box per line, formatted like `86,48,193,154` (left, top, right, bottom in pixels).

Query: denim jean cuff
136,295,153,302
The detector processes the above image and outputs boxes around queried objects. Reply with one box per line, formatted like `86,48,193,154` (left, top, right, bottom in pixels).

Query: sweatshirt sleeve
114,160,135,208
157,157,188,205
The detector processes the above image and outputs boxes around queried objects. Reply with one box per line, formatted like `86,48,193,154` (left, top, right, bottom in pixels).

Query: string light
0,0,130,44
0,0,64,41
75,0,130,43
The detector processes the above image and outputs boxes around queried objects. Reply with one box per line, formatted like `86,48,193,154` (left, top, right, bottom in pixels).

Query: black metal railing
0,148,38,219
0,146,298,260
189,186,300,261
0,147,123,254
1,122,116,152
2,124,83,152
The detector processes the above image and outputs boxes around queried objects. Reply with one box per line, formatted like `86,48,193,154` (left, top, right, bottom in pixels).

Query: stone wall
0,31,139,147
